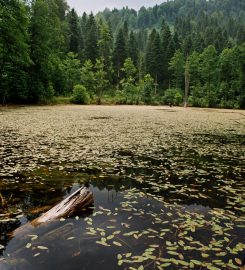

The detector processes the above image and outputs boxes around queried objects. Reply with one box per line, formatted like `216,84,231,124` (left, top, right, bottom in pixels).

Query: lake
0,105,244,269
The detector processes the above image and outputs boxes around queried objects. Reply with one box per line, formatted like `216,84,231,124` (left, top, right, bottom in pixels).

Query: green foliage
85,13,99,64
61,52,81,94
94,58,109,103
120,58,138,104
163,89,183,106
128,32,139,66
98,21,113,78
113,28,128,82
169,50,185,89
80,60,95,93
140,74,154,105
1,0,244,108
39,83,55,104
68,8,82,55
145,30,162,86
0,0,30,104
121,58,137,80
52,96,71,105
71,84,90,104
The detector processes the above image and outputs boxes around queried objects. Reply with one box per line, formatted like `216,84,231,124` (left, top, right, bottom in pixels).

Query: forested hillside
0,0,245,108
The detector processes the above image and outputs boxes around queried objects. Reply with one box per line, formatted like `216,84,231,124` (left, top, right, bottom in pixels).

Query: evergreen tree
169,50,185,89
0,0,31,104
145,30,162,90
127,32,139,66
112,28,127,83
161,22,173,84
54,0,68,21
123,21,129,41
29,0,64,102
182,35,193,58
68,9,82,54
98,21,113,80
81,12,87,34
85,13,99,64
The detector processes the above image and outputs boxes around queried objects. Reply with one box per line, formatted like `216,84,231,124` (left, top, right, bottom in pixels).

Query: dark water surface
0,168,245,270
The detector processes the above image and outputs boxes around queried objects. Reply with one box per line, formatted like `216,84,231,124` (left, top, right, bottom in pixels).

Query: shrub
38,82,55,104
71,85,90,104
163,88,183,106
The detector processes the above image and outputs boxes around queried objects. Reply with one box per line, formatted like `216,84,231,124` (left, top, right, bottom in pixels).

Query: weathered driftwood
32,186,94,226
1,188,94,269
10,187,93,238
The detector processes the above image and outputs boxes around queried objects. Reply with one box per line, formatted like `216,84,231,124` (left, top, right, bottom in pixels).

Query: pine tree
145,30,162,90
85,13,99,64
161,22,173,84
123,21,129,41
127,32,139,66
112,28,127,83
54,0,68,21
182,35,193,58
98,21,113,79
81,12,87,34
68,9,82,54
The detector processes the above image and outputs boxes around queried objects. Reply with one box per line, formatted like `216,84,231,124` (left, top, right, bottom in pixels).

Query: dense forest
0,0,245,108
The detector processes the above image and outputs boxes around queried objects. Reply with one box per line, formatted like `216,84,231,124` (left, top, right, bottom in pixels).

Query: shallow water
0,170,245,270
0,105,245,269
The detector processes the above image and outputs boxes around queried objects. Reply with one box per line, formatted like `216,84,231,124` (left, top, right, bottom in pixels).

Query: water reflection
0,173,245,270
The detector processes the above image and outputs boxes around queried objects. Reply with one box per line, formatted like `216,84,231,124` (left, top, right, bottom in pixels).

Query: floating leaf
235,258,242,265
37,246,48,250
191,260,202,265
167,251,178,256
160,263,171,267
26,243,32,249
33,253,40,257
96,241,110,247
67,237,75,240
113,241,122,247
202,253,209,258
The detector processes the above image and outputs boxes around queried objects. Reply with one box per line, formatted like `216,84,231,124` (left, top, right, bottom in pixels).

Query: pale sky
67,0,164,15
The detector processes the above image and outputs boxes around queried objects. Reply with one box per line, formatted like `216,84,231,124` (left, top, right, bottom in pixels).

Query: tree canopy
0,0,244,108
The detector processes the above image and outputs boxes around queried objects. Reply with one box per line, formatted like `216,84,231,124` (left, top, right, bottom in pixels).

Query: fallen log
32,186,94,226
0,187,94,269
9,186,93,238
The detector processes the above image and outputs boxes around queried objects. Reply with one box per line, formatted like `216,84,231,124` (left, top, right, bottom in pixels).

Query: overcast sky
67,0,164,15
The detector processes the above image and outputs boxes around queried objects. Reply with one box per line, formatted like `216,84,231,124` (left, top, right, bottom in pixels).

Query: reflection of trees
0,219,21,255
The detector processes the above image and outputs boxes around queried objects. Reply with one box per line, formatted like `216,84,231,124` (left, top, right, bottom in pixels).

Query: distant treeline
0,0,244,108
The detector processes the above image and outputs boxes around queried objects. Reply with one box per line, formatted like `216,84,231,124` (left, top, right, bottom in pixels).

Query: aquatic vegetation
0,105,244,269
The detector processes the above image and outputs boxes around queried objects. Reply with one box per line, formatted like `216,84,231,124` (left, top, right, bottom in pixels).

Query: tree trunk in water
32,187,93,226
11,186,93,238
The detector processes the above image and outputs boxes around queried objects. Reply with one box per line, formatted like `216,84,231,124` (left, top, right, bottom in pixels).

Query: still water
0,171,244,270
